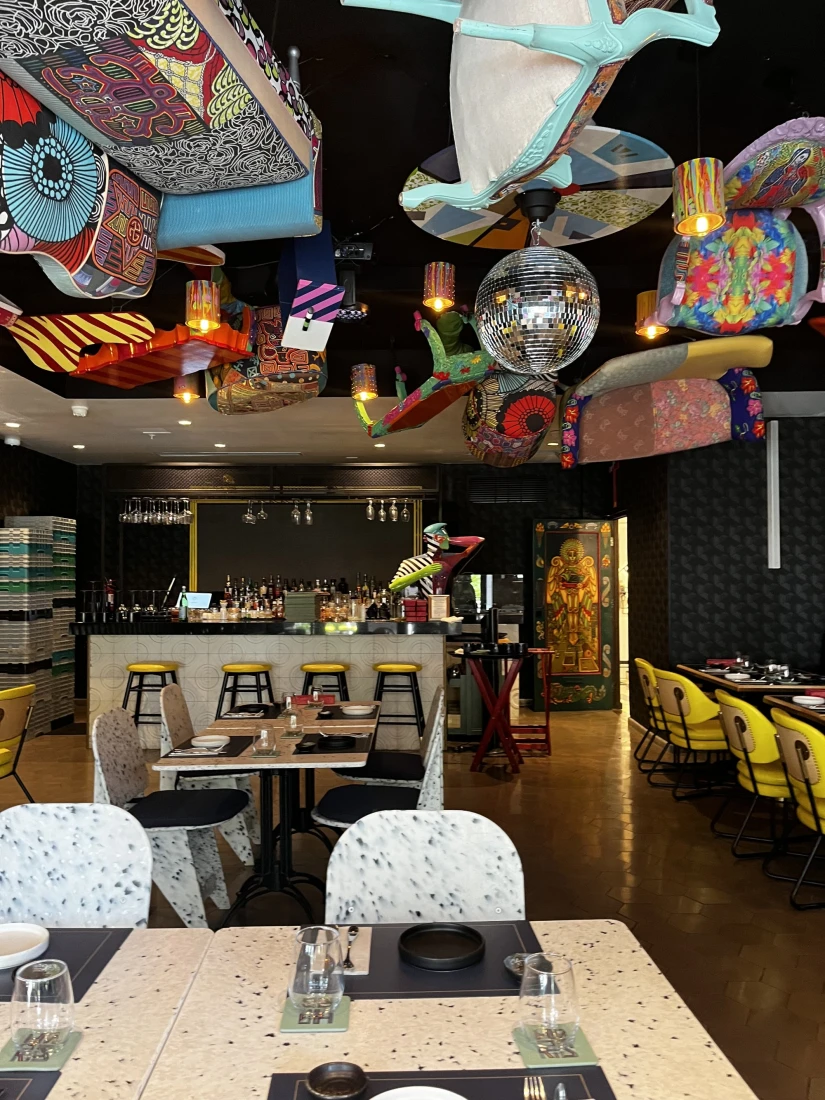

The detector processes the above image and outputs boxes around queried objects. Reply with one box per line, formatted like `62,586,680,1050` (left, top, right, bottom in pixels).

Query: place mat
165,735,254,759
280,996,350,1033
0,1032,82,1071
268,1066,616,1100
513,1025,599,1068
0,1072,62,1099
0,929,130,1002
293,734,369,757
317,705,378,721
346,921,540,999
221,703,281,719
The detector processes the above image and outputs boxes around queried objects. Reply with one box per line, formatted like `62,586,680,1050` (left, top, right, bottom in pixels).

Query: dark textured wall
0,445,76,522
668,421,825,673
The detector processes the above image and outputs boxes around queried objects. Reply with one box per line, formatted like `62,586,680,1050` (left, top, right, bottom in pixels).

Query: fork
524,1076,546,1100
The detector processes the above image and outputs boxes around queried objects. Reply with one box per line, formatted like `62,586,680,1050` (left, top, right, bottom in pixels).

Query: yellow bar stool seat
373,662,422,674
221,663,271,673
373,663,425,737
216,663,275,718
301,663,350,700
127,661,179,673
123,663,178,729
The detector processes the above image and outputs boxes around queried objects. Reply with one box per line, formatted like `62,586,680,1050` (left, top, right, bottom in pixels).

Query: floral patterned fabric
650,378,730,454
559,393,591,469
717,368,765,442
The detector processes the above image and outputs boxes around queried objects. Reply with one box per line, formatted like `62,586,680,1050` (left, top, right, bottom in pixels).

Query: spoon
343,925,359,969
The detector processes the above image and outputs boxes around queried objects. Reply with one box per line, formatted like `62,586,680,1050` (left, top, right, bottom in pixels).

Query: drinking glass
11,959,74,1055
519,953,579,1054
288,926,344,1019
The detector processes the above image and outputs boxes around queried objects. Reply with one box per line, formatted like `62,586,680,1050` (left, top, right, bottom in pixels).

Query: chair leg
188,827,231,910
790,834,825,910
411,674,425,737
148,829,208,928
339,673,349,702
13,772,34,803
215,675,229,720
181,777,254,865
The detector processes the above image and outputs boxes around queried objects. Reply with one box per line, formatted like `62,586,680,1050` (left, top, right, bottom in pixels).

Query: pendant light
635,291,668,339
366,498,375,521
291,500,302,525
672,157,725,238
185,280,221,332
351,363,378,402
173,373,201,404
304,500,313,525
423,262,455,312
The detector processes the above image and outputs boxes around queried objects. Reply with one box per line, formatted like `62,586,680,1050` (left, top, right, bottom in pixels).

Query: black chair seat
129,788,249,829
335,750,424,783
314,783,419,825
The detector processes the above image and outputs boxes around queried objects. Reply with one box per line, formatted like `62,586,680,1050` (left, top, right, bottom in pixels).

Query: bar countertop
72,619,462,636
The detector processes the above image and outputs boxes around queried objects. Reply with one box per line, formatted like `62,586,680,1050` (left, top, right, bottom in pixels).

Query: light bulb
645,325,658,340
695,215,709,234
432,297,444,312
198,319,210,332
358,391,369,402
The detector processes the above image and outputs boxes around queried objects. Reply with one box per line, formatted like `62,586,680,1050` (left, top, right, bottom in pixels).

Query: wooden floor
5,699,825,1100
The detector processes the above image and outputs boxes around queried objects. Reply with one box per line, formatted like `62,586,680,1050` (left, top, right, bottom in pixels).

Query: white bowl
793,696,824,708
191,734,230,750
373,1089,467,1100
0,924,49,970
340,705,374,716
724,673,751,682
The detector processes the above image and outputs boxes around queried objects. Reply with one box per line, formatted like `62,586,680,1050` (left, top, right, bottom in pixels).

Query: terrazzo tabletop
0,928,211,1100
138,920,759,1100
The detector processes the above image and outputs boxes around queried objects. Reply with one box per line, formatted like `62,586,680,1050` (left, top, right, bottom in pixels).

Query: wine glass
257,503,269,521
365,498,375,521
181,499,193,525
519,953,579,1055
242,503,256,525
400,499,410,523
291,501,302,525
378,500,386,522
389,498,399,522
288,926,344,1020
11,959,74,1056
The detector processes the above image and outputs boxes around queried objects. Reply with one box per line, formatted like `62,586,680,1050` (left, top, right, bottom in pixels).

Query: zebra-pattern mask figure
389,523,451,595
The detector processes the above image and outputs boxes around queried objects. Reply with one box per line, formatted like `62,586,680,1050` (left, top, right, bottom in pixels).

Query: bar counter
74,620,454,749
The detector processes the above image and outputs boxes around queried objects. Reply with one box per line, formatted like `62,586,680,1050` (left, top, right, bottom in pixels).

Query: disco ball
475,246,600,376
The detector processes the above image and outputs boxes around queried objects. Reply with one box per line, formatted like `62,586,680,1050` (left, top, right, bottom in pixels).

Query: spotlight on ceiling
336,266,369,324
71,405,89,417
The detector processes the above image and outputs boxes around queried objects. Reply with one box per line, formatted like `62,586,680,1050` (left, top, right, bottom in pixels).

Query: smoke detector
71,405,89,417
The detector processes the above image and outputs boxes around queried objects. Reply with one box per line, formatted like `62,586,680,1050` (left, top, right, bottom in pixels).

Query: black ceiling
1,0,823,402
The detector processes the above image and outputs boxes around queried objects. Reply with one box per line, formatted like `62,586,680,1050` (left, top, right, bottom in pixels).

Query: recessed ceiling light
72,444,85,450
178,419,192,426
214,443,226,448
374,443,386,448
4,422,20,428
344,456,359,459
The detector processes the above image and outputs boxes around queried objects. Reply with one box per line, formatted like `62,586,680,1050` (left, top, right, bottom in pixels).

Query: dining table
137,919,760,1100
152,702,381,923
763,694,825,725
676,664,825,696
0,927,210,1100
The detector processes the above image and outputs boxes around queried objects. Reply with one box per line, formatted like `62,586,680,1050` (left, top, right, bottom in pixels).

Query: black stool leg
133,673,146,726
170,670,178,685
411,673,425,737
122,672,136,710
338,672,349,702
263,671,275,704
302,672,312,695
255,674,263,705
374,671,385,703
216,674,229,720
230,674,239,711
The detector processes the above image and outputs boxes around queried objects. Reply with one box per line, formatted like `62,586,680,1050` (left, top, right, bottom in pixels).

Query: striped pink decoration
289,279,345,323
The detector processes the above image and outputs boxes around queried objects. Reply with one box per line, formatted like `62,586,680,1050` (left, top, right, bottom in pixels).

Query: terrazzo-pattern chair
0,803,152,927
325,808,525,923
92,708,247,927
160,684,259,863
311,688,445,831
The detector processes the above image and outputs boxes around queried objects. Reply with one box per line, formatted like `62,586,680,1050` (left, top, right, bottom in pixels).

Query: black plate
318,733,355,750
398,923,485,971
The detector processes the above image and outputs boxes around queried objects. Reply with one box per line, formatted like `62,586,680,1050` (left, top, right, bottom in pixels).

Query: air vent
468,477,548,505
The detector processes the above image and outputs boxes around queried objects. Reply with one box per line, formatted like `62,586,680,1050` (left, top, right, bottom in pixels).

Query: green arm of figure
389,563,442,591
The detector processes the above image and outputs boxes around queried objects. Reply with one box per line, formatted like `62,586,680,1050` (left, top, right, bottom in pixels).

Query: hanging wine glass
401,499,411,523
366,498,375,521
304,500,314,526
257,502,269,520
389,498,399,523
378,499,386,522
161,500,173,525
242,502,256,524
291,501,302,525
182,498,193,525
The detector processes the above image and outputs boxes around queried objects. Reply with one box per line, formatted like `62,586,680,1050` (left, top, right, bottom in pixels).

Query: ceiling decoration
7,312,156,373
0,0,313,195
341,0,718,212
463,372,556,468
554,336,773,467
403,125,674,249
643,117,825,335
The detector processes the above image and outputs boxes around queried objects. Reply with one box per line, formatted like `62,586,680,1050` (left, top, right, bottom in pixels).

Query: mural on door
533,519,617,711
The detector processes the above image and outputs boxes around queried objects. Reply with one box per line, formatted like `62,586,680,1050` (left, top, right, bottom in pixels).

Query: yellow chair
650,667,731,799
772,707,825,909
373,662,425,738
215,662,274,718
301,662,350,700
633,658,678,771
711,691,790,857
0,684,36,802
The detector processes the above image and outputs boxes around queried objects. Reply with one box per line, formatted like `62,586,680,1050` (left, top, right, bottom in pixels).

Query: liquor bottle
355,572,361,595
179,585,189,622
274,574,282,597
105,578,116,611
337,576,348,594
267,575,275,600
315,577,322,592
365,594,379,620
224,574,232,602
377,594,391,621
361,577,370,602
329,578,337,595
260,577,267,597
298,579,305,592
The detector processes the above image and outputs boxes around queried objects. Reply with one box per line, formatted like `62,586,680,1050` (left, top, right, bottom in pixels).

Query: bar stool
215,662,274,718
373,662,425,738
122,662,178,727
301,662,350,700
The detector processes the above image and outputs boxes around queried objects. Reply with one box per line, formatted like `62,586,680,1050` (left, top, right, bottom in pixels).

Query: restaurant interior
0,0,824,1098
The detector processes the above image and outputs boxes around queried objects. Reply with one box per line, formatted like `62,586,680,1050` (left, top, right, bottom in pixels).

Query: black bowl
318,733,355,751
306,1063,367,1100
398,923,485,971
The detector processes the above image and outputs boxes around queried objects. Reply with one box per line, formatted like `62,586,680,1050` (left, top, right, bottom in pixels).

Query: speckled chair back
717,690,778,764
325,809,525,924
0,684,34,780
654,668,719,725
773,708,825,795
0,803,152,927
160,684,195,754
416,688,446,811
92,708,148,808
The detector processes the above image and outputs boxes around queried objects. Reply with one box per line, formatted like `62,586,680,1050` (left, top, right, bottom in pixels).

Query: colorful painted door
533,519,618,711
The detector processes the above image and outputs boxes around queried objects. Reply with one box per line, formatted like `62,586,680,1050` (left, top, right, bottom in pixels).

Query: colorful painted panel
462,371,556,467
0,0,311,195
8,312,155,373
725,120,825,210
533,520,617,711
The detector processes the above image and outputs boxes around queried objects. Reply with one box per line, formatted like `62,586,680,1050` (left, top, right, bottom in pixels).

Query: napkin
339,925,372,975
